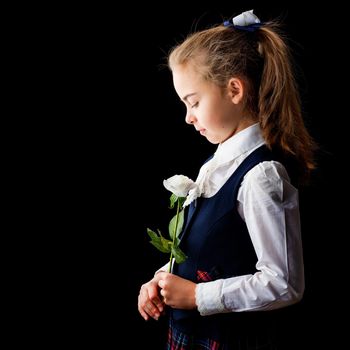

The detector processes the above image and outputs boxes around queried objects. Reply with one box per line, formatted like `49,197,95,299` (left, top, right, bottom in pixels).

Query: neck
221,118,257,144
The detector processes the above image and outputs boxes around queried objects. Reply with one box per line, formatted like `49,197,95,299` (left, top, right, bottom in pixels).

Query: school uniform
163,123,304,350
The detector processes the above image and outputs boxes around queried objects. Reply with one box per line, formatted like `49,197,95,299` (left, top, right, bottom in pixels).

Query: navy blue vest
171,145,279,340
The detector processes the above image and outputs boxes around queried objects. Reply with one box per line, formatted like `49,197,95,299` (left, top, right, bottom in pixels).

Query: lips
195,127,206,135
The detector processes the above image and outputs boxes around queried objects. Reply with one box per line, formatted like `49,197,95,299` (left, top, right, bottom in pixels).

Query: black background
53,1,347,348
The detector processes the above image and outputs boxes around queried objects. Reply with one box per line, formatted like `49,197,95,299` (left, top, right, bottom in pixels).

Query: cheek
199,102,217,125
199,98,234,129
220,103,237,125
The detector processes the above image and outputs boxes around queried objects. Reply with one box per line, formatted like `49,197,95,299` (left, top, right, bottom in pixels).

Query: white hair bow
232,9,260,26
224,10,262,31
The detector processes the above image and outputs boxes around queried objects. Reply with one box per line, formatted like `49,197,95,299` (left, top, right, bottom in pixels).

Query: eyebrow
182,93,197,102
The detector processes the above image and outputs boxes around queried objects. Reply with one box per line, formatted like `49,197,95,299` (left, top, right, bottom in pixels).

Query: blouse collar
214,123,265,166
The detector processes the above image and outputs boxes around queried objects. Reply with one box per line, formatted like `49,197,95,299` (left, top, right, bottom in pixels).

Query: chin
205,136,220,145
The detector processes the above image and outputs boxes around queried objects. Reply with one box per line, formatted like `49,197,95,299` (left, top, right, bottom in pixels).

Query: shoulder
241,161,296,200
245,160,290,182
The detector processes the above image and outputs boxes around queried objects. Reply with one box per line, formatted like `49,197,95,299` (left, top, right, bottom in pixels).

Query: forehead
172,63,205,99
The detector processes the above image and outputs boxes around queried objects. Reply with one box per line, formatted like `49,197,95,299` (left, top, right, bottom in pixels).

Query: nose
185,110,196,125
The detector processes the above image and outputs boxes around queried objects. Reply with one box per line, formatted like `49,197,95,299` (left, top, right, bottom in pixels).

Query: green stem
168,199,180,273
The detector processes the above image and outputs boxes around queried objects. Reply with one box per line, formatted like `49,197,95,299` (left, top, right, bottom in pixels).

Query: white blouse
159,123,304,316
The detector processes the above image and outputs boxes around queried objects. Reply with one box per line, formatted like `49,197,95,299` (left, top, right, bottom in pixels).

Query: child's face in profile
172,63,246,144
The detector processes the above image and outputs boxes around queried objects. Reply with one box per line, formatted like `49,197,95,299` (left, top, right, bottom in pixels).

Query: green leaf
169,193,178,209
168,209,184,239
150,240,171,253
176,210,185,237
147,228,171,253
160,236,172,251
171,246,187,264
147,228,158,240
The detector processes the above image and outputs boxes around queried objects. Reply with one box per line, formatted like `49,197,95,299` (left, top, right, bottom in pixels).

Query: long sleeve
196,161,304,315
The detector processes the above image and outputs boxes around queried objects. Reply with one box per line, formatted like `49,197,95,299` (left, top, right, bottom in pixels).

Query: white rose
163,175,197,197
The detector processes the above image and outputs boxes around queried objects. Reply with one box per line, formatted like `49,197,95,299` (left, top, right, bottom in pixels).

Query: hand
157,272,197,310
138,274,165,321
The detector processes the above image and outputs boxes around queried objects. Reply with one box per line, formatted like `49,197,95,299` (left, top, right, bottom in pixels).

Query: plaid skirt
166,319,222,350
166,318,277,350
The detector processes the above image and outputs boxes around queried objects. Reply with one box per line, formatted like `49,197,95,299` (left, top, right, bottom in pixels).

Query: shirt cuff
195,279,226,316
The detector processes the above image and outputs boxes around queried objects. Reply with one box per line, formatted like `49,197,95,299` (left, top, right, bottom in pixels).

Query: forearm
196,270,303,316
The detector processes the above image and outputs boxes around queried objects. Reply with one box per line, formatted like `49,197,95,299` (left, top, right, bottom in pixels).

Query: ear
227,77,244,104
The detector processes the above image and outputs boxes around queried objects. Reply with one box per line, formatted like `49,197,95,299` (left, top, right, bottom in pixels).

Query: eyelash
191,102,198,108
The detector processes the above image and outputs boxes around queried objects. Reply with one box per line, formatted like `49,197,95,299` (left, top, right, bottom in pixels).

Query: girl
138,10,316,350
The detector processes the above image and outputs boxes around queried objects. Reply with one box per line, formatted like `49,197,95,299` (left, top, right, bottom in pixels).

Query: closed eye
191,102,199,108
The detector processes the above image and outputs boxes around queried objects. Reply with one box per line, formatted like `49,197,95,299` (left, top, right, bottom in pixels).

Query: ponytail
257,23,316,181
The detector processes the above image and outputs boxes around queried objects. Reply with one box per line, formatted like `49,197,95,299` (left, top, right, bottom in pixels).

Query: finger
159,289,168,305
156,271,166,280
144,302,160,320
147,287,164,313
158,279,165,288
138,295,149,321
140,291,161,320
152,297,164,312
139,307,149,321
140,285,162,319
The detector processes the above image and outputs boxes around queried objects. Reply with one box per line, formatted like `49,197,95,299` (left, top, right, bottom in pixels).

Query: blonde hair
168,22,316,183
